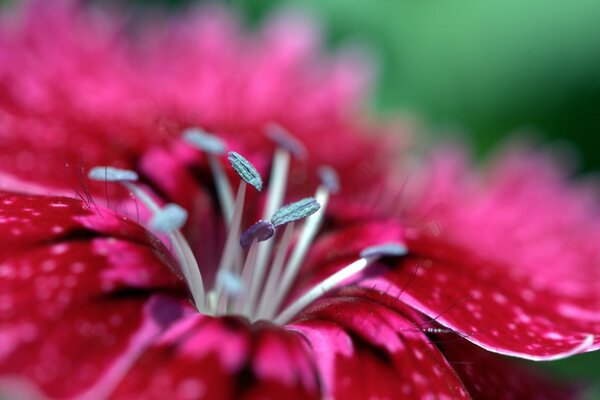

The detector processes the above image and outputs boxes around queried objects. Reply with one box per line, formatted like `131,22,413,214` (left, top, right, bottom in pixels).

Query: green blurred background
139,0,600,396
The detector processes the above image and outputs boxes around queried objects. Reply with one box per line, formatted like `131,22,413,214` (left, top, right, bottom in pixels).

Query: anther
216,270,244,297
360,243,408,259
318,165,340,194
271,198,320,227
88,166,138,182
265,123,307,158
228,151,263,191
183,127,227,155
149,203,188,233
240,220,275,248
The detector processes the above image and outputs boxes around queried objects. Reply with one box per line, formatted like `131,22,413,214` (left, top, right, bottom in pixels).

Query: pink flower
0,2,598,399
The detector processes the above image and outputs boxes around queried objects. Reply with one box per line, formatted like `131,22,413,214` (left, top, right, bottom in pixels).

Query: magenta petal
0,192,178,266
112,315,320,399
363,237,600,360
435,333,581,400
0,234,188,398
291,295,469,399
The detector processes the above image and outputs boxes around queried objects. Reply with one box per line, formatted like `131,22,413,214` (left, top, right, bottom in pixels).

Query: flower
0,1,599,399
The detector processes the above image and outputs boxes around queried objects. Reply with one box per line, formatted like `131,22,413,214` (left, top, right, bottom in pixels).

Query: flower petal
0,191,191,398
435,331,581,400
363,237,600,360
0,192,178,268
291,295,469,399
0,235,188,398
112,315,321,399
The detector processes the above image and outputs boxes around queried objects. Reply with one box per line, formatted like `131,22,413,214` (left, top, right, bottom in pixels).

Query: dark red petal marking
112,315,320,400
0,235,188,398
0,192,177,268
436,333,581,400
361,236,600,360
290,296,470,400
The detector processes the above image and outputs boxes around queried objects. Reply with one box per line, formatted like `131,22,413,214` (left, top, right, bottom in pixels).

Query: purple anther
240,220,275,248
318,166,340,194
265,123,307,158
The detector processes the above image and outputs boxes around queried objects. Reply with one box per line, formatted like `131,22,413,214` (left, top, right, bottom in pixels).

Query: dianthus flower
0,2,598,399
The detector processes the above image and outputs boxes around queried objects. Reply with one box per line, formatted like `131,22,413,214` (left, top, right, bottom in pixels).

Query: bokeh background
12,0,600,397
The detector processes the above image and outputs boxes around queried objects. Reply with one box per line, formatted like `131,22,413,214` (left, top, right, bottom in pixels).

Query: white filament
246,148,291,316
121,182,206,311
261,185,330,319
274,256,377,325
207,155,235,225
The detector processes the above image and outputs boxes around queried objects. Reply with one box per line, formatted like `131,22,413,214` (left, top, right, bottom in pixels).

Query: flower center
89,125,407,324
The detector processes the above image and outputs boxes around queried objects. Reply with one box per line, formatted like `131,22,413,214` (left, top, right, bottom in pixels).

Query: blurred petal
436,331,580,400
291,295,469,399
112,315,320,400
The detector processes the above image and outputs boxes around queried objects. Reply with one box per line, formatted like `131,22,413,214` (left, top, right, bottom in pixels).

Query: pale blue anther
318,166,340,194
271,198,320,227
88,166,138,182
265,123,306,158
217,270,244,297
360,243,409,259
227,151,263,191
150,203,188,233
183,128,226,155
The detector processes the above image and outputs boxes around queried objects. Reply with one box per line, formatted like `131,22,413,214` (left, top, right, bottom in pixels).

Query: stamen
213,182,246,313
228,151,263,191
254,221,295,319
149,203,188,233
213,151,264,312
234,239,260,315
265,123,307,158
271,197,320,227
248,126,305,320
88,166,206,311
88,166,138,182
183,128,235,225
273,242,408,325
240,220,275,248
259,185,331,319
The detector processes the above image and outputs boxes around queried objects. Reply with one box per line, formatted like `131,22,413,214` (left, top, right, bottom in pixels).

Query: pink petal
363,237,600,360
291,295,470,399
112,315,320,399
405,147,600,298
